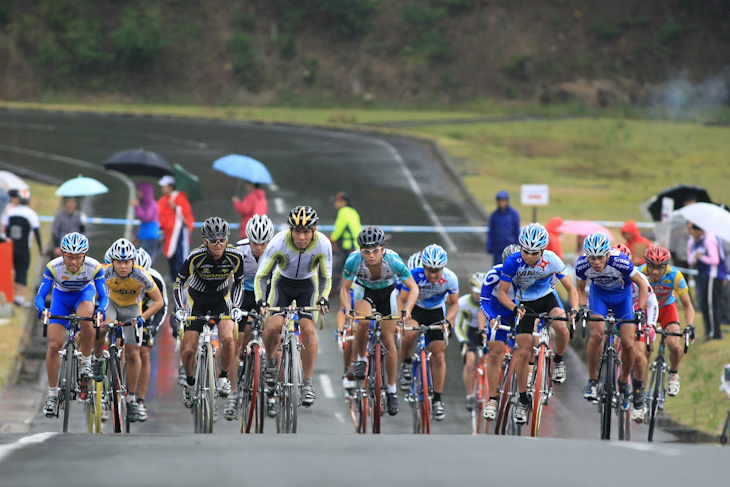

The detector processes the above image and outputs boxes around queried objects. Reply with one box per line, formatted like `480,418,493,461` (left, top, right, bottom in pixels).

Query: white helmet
246,214,275,244
108,238,136,261
135,247,152,270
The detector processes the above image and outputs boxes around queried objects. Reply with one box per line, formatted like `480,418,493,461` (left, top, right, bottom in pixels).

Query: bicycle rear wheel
420,350,431,435
110,353,125,434
530,347,546,437
647,357,664,442
61,343,74,433
600,352,614,440
371,344,382,434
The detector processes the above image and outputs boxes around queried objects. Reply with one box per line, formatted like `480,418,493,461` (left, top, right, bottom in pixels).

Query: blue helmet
421,244,448,268
60,232,89,255
583,232,612,258
108,238,136,261
104,247,112,265
135,247,152,270
518,223,549,252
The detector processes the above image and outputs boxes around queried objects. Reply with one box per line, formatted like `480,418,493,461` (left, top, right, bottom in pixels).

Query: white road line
274,197,285,214
0,432,57,463
334,411,346,423
148,134,208,149
612,442,681,456
319,374,336,399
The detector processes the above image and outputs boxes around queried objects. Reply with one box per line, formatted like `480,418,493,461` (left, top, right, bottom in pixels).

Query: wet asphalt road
0,110,706,485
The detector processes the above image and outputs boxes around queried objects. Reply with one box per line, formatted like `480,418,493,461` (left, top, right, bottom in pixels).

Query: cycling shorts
515,291,561,335
237,292,257,332
269,275,317,321
352,282,398,317
466,326,482,353
141,329,155,348
106,301,143,346
411,305,445,343
484,301,512,343
48,287,97,328
657,303,680,329
589,285,634,329
186,292,229,334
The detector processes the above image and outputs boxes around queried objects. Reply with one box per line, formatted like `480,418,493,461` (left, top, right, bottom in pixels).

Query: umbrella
673,202,730,242
212,154,273,185
556,220,615,240
103,149,174,178
173,164,204,204
643,184,711,221
55,174,109,197
0,171,29,191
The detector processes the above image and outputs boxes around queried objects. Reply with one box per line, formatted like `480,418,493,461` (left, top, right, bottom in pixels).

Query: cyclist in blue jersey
478,244,520,421
576,232,648,409
341,226,418,416
397,252,423,391
457,271,487,411
498,223,579,425
35,233,108,417
399,244,459,421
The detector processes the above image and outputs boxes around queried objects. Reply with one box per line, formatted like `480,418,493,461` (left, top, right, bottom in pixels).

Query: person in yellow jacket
330,192,362,298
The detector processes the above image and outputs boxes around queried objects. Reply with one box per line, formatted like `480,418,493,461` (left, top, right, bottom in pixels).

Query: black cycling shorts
186,292,228,334
411,306,445,343
357,283,397,317
515,292,562,335
269,275,316,321
466,326,482,353
237,292,257,332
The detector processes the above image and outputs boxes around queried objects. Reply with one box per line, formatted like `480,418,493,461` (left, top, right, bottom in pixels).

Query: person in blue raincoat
486,190,521,265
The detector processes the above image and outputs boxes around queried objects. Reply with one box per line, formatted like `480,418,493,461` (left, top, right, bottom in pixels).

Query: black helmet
357,226,385,248
287,206,318,229
201,217,230,241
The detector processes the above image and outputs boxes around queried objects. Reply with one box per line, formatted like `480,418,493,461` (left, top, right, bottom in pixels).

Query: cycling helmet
201,217,230,241
108,238,137,261
645,245,671,266
406,252,422,270
502,244,521,262
246,214,275,244
357,226,386,248
583,232,611,258
518,223,549,252
470,272,487,292
104,247,112,265
421,244,448,268
60,232,89,255
135,247,152,270
287,205,318,229
614,243,632,259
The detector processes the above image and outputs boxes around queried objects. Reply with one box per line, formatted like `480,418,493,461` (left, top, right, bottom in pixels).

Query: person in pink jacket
232,181,268,239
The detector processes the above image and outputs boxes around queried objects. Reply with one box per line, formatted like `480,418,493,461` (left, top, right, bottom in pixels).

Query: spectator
621,220,652,266
132,182,160,263
158,176,194,279
545,217,564,259
231,181,267,239
486,190,520,265
330,192,362,297
687,223,728,340
1,189,42,307
51,197,86,257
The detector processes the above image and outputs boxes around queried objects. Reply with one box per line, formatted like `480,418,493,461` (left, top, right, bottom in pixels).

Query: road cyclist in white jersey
498,223,579,425
223,214,275,421
456,272,488,412
575,232,649,410
254,206,331,412
340,226,419,416
35,232,109,417
399,244,459,421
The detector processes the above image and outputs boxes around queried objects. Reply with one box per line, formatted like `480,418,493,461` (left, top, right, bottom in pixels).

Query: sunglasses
361,246,383,255
206,238,228,246
423,266,442,274
521,249,541,256
647,263,667,270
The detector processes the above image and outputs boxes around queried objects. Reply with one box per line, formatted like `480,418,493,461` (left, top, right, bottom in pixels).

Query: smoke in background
644,67,730,120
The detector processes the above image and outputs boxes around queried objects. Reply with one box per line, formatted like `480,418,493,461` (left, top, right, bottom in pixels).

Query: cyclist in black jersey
173,217,246,408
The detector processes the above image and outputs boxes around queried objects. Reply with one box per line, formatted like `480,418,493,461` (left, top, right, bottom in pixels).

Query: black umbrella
646,184,711,221
103,149,174,178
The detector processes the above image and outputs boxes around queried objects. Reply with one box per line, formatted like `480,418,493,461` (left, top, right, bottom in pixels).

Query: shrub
62,18,113,73
317,0,382,38
657,18,689,44
110,6,164,66
227,32,263,91
277,34,296,60
400,3,450,62
592,19,622,40
0,0,12,26
302,57,318,85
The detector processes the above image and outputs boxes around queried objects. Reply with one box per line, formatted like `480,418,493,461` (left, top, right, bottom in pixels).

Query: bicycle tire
505,369,521,436
110,353,124,434
288,333,300,434
496,354,515,435
420,350,431,435
276,346,287,434
255,360,266,434
616,356,630,441
93,380,102,433
601,352,614,440
243,343,261,433
372,343,382,434
61,342,74,433
470,365,484,434
193,346,207,434
647,357,664,442
85,384,94,433
360,386,368,434
205,342,216,433
530,347,545,437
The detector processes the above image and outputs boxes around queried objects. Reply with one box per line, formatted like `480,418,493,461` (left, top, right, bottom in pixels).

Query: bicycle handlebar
266,305,327,330
42,313,100,338
94,318,140,344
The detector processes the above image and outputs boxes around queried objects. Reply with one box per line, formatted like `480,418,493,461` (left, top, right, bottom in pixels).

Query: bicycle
266,303,325,434
94,318,139,434
42,312,100,433
645,325,692,442
469,332,489,435
235,310,266,434
402,319,449,434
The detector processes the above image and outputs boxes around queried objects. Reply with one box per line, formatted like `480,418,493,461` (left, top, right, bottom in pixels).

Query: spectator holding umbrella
486,190,520,265
51,197,86,257
158,175,194,279
231,181,267,240
2,189,42,307
132,182,160,263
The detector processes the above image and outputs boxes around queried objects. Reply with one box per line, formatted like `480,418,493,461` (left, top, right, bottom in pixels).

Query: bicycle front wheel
496,356,516,435
530,347,546,438
110,354,125,434
420,350,431,435
600,352,614,440
205,342,216,433
647,357,664,442
241,343,261,433
371,344,382,434
61,343,75,433
287,334,300,433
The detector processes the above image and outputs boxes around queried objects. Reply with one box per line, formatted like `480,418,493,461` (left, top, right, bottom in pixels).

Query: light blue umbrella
212,154,273,185
55,175,109,197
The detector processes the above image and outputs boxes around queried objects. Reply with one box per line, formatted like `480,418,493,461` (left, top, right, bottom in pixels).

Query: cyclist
255,206,331,411
498,223,579,425
397,252,423,391
173,217,246,409
99,238,164,422
35,232,108,417
457,271,487,411
576,232,648,411
479,244,520,421
399,244,459,421
134,248,168,422
223,214,275,421
639,245,695,398
342,226,418,416
337,288,356,392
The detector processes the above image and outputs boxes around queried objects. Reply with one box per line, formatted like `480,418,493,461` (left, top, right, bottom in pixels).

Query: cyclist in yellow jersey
97,238,164,422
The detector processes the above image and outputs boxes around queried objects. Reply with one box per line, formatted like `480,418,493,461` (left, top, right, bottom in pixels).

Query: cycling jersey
254,230,332,302
632,272,658,327
235,238,264,292
105,264,157,308
500,250,566,301
456,294,480,344
479,264,516,318
575,249,636,290
140,267,168,331
173,245,245,311
637,264,689,308
409,266,459,310
342,249,411,290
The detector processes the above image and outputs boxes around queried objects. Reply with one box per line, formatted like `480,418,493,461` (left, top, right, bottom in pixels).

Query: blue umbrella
55,175,109,197
212,154,273,185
